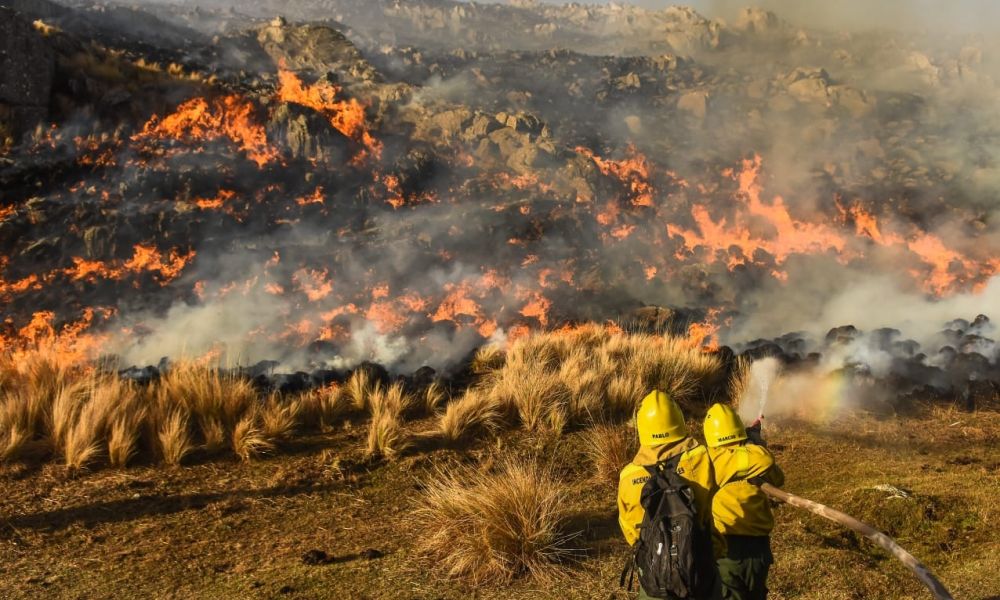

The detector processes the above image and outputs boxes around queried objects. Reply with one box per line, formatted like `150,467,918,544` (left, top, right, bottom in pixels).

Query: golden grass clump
728,356,753,411
232,407,274,462
471,345,506,374
261,396,301,441
416,459,574,585
490,364,570,432
424,380,447,414
299,383,347,431
157,363,257,436
365,382,413,460
156,409,192,467
344,369,373,412
436,326,721,440
438,387,505,442
0,394,35,461
62,376,140,469
108,405,146,468
582,422,637,485
0,347,79,444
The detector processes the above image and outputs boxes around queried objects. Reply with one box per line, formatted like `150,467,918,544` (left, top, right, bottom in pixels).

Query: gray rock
677,90,709,119
257,22,379,84
268,102,350,162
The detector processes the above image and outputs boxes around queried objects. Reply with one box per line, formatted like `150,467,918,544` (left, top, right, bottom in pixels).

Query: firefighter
703,403,784,600
618,390,723,600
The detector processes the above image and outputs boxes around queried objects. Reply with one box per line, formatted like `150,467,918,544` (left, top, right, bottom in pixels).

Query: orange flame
5,308,111,365
578,144,655,207
668,155,846,268
293,268,333,302
124,245,196,284
685,308,722,350
845,202,990,295
517,290,551,327
276,68,382,163
133,95,278,167
62,245,194,286
194,189,236,210
295,187,326,206
431,282,483,323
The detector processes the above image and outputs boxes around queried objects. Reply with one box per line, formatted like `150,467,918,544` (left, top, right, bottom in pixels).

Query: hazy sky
484,0,1000,33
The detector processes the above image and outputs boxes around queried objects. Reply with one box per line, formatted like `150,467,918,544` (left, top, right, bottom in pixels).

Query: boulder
905,51,940,86
735,8,786,35
464,113,503,140
787,74,831,104
677,90,709,119
661,7,722,55
424,107,472,140
257,22,379,84
830,85,874,117
268,103,350,162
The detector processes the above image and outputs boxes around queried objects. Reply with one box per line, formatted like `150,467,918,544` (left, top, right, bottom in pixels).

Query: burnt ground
1,409,998,600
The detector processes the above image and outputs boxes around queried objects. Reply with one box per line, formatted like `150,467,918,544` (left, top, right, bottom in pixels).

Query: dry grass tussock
582,422,637,485
438,325,721,440
423,380,447,414
365,382,414,460
298,383,348,431
0,347,80,459
156,408,192,466
2,328,721,469
344,368,374,412
156,361,257,448
438,387,505,442
0,352,302,468
415,458,575,585
232,406,274,462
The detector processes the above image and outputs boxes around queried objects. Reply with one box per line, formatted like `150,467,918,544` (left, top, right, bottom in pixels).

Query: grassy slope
1,408,997,600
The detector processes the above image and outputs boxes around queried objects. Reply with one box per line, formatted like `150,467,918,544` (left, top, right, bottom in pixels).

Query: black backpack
621,454,716,599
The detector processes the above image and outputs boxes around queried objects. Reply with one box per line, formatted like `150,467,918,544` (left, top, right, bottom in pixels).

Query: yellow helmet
703,403,747,448
636,390,688,446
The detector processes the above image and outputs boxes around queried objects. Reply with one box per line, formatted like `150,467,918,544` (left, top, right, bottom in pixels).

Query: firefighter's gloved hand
745,421,766,447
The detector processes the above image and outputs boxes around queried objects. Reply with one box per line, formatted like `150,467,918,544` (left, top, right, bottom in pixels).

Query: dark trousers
717,535,772,600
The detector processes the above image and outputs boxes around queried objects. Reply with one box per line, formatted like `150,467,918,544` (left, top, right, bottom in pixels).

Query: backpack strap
619,554,635,591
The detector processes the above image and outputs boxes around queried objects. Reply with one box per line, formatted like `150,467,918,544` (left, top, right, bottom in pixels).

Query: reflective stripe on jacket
708,442,784,537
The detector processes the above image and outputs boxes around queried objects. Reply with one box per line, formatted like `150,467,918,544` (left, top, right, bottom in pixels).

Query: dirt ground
1,408,998,600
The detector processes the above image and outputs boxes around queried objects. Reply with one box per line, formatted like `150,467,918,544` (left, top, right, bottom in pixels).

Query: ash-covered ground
1,0,998,405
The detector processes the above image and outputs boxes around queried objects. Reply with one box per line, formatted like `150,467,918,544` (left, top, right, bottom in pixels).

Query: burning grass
415,458,575,585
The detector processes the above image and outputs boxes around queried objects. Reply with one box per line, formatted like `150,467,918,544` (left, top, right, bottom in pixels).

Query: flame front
276,68,382,163
133,95,278,167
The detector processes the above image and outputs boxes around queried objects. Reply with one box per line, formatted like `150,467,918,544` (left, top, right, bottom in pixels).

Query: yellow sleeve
617,464,649,546
742,444,776,479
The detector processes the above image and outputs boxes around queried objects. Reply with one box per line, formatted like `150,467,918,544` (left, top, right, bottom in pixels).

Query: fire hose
759,483,954,600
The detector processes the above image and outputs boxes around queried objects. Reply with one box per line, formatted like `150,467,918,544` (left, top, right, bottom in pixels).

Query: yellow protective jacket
617,437,723,555
708,442,784,537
